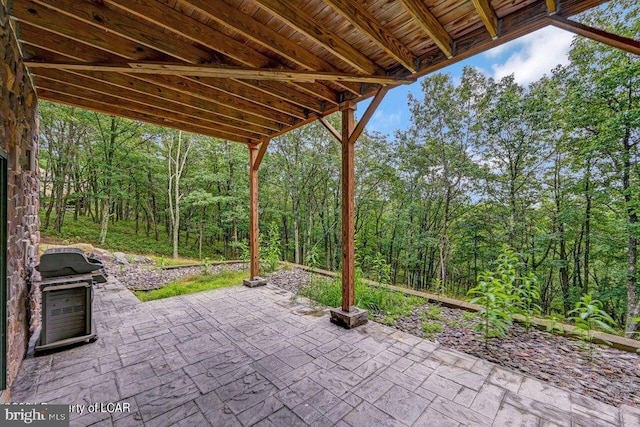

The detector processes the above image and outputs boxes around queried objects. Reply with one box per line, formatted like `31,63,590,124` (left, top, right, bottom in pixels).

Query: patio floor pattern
9,278,640,426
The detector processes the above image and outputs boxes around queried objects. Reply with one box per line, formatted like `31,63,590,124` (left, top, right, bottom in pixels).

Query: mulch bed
102,259,640,407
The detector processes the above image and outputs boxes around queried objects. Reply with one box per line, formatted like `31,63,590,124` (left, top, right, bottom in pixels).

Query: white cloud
489,27,574,85
368,109,401,135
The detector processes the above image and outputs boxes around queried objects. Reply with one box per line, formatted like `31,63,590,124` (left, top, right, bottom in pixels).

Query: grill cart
34,248,107,352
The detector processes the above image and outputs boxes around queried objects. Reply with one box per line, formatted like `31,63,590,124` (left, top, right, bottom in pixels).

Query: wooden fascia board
323,0,417,72
36,88,252,143
399,0,453,58
548,16,640,56
471,0,499,39
252,0,380,75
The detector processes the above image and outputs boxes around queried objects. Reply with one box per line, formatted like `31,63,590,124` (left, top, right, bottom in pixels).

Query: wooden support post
248,144,260,281
341,104,356,312
244,143,267,287
331,87,388,328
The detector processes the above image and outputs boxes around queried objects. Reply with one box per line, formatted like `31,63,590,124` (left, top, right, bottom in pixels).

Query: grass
298,271,424,319
39,211,224,259
422,321,444,337
135,270,247,302
148,255,202,268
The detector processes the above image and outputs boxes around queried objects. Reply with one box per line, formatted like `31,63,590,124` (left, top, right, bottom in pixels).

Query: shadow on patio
9,279,638,426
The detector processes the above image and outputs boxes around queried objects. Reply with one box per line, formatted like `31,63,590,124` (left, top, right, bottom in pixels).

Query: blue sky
356,27,576,136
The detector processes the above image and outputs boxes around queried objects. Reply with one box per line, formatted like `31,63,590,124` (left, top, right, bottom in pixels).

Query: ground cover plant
134,270,246,301
298,269,423,320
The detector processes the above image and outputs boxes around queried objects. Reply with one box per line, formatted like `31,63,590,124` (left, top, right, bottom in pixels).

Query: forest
38,2,639,335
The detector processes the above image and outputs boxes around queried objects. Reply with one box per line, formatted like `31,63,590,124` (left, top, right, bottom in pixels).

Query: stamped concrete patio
9,279,640,426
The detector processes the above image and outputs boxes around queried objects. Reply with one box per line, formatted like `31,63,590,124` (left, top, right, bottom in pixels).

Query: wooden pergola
9,0,639,325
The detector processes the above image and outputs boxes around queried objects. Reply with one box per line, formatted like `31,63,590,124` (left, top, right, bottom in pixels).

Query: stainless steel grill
34,248,107,352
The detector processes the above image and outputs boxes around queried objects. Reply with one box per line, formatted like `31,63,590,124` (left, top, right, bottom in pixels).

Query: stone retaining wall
1,1,40,389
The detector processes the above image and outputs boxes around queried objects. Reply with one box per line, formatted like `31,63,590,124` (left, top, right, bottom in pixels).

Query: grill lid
36,248,107,281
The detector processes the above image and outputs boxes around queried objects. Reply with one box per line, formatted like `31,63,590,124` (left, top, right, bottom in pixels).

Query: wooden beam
24,61,413,84
141,74,293,126
319,117,342,143
548,16,640,56
323,0,417,72
341,104,356,311
104,0,272,69
18,28,293,129
11,0,157,60
546,0,558,15
33,69,274,136
348,86,389,144
31,0,212,63
248,145,260,279
36,88,252,143
252,0,380,75
185,0,361,94
23,0,335,116
102,0,332,112
471,0,499,39
35,78,264,140
399,0,453,58
253,139,270,171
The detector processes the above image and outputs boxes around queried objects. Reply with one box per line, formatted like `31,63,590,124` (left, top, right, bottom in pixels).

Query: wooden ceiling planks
9,0,618,144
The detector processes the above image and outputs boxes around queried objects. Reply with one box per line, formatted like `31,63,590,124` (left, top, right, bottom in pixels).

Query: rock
92,248,111,258
69,243,95,253
113,252,129,265
128,254,153,264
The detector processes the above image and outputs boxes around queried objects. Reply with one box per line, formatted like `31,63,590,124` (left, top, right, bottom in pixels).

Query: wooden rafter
30,0,211,63
36,77,266,139
323,0,417,72
18,0,336,120
101,0,333,112
399,0,453,58
471,0,499,39
34,69,274,136
184,0,361,95
24,62,413,85
8,0,613,145
548,16,640,56
36,88,252,143
252,0,380,75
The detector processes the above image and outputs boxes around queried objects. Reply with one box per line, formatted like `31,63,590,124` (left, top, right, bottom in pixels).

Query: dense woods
39,2,639,333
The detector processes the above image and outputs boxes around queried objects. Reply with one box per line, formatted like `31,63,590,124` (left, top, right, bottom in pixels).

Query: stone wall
0,2,40,389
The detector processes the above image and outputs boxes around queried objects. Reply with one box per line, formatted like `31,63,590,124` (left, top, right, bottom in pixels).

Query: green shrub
568,294,617,359
468,245,542,346
261,223,281,273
